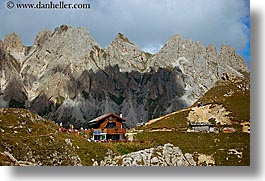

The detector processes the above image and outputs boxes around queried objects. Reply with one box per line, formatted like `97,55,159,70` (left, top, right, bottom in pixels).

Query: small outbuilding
222,127,236,133
189,122,214,132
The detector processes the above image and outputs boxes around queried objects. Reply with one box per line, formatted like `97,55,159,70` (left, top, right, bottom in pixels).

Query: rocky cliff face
0,37,27,109
149,35,248,105
0,25,249,127
105,32,151,72
3,33,27,65
50,66,186,127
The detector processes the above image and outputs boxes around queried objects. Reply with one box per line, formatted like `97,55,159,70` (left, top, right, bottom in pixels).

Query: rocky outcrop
3,33,26,65
94,143,196,166
21,25,100,81
197,154,215,166
34,29,52,47
0,39,3,49
0,25,249,127
220,45,249,73
187,104,232,125
241,121,250,133
105,32,151,72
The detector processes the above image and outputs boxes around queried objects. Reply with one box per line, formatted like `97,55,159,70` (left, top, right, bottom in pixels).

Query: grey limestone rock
149,34,248,105
3,33,26,65
0,25,249,127
95,143,196,166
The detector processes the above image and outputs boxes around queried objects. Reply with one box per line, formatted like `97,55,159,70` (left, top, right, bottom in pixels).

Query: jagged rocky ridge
0,25,249,127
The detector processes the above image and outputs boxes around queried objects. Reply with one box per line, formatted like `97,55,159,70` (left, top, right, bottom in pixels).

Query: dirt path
22,130,58,140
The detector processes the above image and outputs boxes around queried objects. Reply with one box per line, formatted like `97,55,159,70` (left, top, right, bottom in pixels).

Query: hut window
106,122,116,128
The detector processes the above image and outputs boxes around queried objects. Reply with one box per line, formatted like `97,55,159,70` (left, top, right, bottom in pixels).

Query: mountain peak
3,32,26,64
33,24,98,50
164,34,205,49
167,34,186,44
220,44,236,54
0,39,3,49
220,44,249,72
34,29,52,47
4,33,23,49
51,25,94,42
113,32,135,45
53,24,71,34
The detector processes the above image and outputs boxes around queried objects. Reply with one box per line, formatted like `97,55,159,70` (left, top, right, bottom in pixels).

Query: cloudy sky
0,0,250,66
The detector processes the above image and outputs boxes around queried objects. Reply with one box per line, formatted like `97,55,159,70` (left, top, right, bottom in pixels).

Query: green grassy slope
0,108,81,166
0,108,154,166
194,77,250,123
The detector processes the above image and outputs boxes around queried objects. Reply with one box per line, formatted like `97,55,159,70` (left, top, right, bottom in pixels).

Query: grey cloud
0,0,249,54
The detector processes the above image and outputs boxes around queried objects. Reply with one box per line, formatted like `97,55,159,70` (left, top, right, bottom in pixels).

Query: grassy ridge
194,78,250,122
143,110,190,131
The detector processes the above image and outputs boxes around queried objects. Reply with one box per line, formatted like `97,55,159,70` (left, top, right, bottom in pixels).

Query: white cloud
142,44,163,54
0,0,249,55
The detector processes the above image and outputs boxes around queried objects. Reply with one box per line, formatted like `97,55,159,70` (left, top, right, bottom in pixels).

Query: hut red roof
89,113,125,124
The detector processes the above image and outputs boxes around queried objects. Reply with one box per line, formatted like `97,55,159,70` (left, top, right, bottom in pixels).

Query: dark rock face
4,79,27,108
0,25,249,127
45,65,187,128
